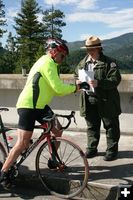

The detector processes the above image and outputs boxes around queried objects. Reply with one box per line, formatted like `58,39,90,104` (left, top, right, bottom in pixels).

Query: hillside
68,32,133,52
67,32,133,73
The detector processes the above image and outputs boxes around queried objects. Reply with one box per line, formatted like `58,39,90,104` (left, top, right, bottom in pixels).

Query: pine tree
42,5,69,73
14,0,44,72
0,32,17,73
42,5,66,40
0,0,6,46
35,44,45,61
5,32,16,52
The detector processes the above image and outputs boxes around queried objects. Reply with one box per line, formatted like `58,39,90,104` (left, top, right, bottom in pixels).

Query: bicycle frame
0,114,13,153
15,125,53,168
0,113,64,179
0,109,89,199
0,109,76,164
0,109,79,171
0,109,55,170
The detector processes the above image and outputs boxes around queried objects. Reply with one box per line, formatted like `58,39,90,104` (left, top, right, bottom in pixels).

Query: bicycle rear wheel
36,137,89,199
0,142,7,170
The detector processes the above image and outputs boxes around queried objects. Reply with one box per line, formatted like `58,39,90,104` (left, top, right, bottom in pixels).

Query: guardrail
0,74,133,113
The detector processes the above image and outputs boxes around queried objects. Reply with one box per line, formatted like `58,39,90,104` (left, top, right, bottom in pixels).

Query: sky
1,0,133,47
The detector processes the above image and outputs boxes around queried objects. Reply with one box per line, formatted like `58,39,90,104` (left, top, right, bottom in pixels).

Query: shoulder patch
110,62,117,68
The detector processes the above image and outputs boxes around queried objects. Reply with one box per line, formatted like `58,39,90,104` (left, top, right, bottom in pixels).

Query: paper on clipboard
78,69,94,92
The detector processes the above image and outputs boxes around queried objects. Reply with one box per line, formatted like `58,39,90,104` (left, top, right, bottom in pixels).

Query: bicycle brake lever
71,111,75,116
73,111,77,125
70,111,77,125
73,116,77,125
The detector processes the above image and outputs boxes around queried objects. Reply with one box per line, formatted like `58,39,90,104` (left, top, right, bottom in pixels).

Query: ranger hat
81,36,102,49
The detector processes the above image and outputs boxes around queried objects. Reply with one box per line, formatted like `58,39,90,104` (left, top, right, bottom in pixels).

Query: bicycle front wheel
0,142,7,170
36,137,89,199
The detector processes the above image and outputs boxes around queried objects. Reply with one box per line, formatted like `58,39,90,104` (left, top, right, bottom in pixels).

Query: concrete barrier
0,74,133,133
0,74,133,111
0,74,132,199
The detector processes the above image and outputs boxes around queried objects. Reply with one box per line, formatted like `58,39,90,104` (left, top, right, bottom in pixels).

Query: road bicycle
0,107,89,199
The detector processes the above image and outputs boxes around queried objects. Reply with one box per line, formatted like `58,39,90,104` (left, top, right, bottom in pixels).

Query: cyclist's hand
75,84,80,92
76,80,81,84
78,82,90,90
74,80,81,92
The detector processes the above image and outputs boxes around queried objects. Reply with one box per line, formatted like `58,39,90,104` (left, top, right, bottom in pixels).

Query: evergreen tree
42,5,66,40
42,5,68,73
5,32,16,52
0,0,6,46
14,0,44,72
35,44,45,61
0,32,17,73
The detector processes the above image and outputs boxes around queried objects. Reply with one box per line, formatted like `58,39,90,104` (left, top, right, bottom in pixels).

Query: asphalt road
0,189,63,200
0,108,133,200
0,185,86,200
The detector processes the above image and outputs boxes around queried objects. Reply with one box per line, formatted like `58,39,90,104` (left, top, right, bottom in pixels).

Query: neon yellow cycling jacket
16,55,76,109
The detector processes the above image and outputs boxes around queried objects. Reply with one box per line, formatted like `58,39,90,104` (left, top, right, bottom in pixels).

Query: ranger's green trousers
85,103,120,155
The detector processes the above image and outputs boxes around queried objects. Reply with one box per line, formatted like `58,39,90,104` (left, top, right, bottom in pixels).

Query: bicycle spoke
58,141,67,161
63,146,76,164
65,154,82,166
36,138,89,199
86,184,108,200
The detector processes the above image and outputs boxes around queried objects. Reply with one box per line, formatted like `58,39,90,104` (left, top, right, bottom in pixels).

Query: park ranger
75,35,121,161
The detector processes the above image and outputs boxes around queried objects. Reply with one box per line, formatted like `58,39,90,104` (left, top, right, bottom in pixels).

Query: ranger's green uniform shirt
17,55,76,109
75,53,121,118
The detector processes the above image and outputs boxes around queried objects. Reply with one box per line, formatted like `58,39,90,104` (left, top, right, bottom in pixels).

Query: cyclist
0,38,81,189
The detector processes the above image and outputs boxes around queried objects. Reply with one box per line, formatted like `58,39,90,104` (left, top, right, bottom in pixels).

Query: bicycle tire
0,142,7,170
36,137,89,199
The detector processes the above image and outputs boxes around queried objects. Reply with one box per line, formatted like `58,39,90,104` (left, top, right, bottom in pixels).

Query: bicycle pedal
9,167,18,179
1,182,12,191
58,163,67,171
1,181,15,191
47,159,57,169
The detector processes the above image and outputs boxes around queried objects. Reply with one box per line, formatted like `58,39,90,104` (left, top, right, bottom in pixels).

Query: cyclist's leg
0,129,32,189
51,118,63,137
39,105,63,166
0,108,35,188
38,105,63,137
1,129,33,172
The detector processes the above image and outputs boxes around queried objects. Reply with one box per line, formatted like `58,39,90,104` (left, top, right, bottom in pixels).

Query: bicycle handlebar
78,82,90,91
78,82,91,94
41,111,76,132
55,111,76,130
0,108,9,112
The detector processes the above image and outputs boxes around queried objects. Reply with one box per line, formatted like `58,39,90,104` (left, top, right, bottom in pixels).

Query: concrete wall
0,74,133,113
0,74,133,133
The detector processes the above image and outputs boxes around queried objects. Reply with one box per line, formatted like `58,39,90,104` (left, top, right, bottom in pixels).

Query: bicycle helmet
45,38,69,55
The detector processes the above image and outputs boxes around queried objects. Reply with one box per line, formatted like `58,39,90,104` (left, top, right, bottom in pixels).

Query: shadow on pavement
89,150,133,183
0,164,48,199
0,150,133,199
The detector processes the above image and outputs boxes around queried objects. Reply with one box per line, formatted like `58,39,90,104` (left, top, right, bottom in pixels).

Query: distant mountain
67,32,133,53
67,41,84,52
102,32,133,53
67,33,133,73
68,33,133,52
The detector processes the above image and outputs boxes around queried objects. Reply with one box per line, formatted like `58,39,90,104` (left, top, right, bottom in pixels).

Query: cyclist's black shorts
17,105,54,131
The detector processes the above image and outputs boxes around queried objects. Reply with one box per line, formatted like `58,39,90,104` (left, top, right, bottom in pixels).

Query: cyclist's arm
41,58,76,96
